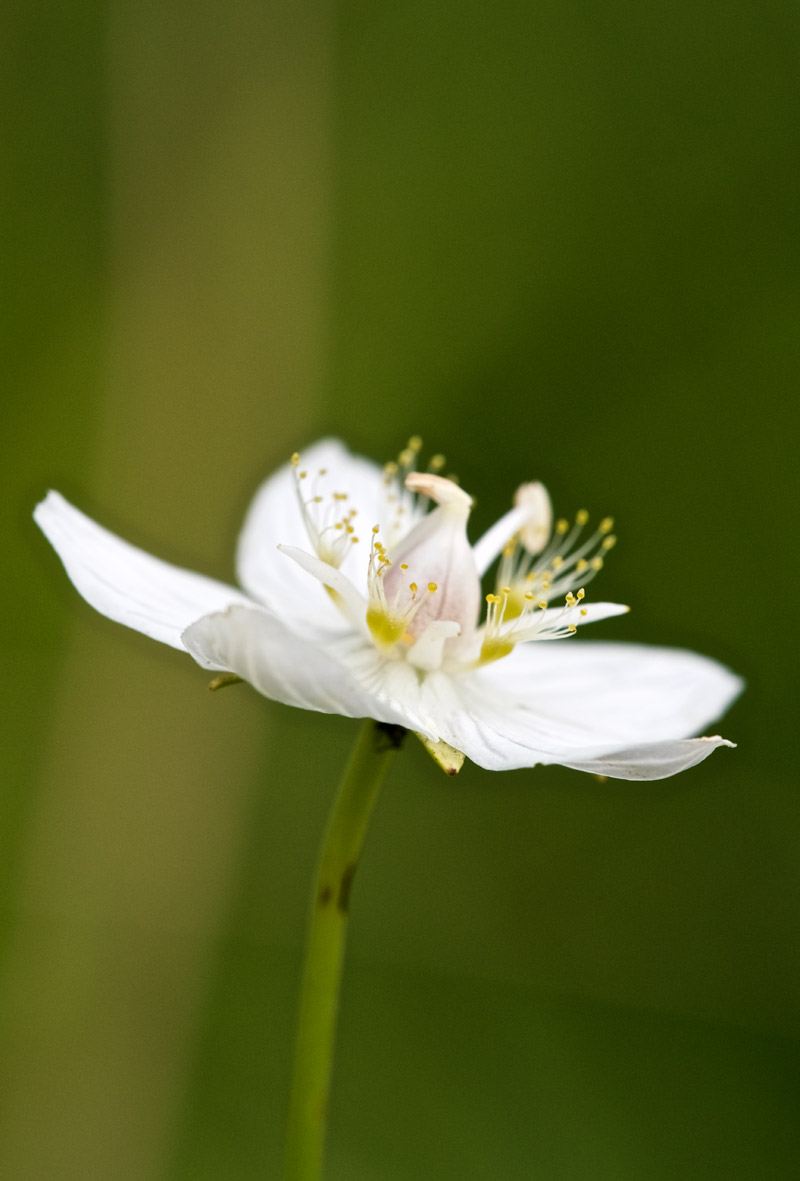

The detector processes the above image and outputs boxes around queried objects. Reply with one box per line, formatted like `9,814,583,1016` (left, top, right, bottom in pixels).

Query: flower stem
283,720,403,1181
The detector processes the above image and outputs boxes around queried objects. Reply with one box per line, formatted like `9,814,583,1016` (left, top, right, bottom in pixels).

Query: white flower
34,437,741,779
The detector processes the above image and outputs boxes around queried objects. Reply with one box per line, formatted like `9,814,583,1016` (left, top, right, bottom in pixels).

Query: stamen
365,523,449,650
480,487,619,664
290,448,369,569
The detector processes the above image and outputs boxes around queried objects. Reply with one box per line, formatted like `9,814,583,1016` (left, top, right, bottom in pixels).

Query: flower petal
410,641,742,775
182,605,415,726
561,736,736,780
277,545,369,637
34,491,250,649
236,439,387,626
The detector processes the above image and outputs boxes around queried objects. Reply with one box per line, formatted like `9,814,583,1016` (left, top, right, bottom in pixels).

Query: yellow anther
400,563,409,570
591,556,604,571
334,523,343,530
429,453,446,471
602,535,617,550
427,582,438,593
290,452,300,466
577,588,585,599
501,586,511,596
409,582,418,594
318,468,327,476
300,471,308,479
568,624,577,634
372,524,380,534
313,495,323,503
576,509,589,526
486,593,500,604
502,540,516,557
551,556,564,569
566,593,576,606
525,571,536,582
345,524,354,533
556,518,569,535
333,492,348,501
538,601,548,609
524,593,534,601
408,435,423,452
576,558,588,572
580,608,588,616
399,448,415,467
351,536,359,543
600,516,614,534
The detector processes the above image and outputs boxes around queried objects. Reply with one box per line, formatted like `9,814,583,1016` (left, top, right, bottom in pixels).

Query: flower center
285,442,618,677
366,471,480,651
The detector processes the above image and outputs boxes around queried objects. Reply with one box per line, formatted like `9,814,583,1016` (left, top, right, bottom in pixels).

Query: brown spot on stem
338,863,358,914
318,884,333,907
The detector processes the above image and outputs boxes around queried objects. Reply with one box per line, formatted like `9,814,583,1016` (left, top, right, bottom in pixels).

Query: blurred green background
3,0,799,1177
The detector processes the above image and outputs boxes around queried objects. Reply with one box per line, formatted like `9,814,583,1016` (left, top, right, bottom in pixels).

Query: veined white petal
482,641,743,743
236,439,386,625
562,736,735,780
182,605,417,727
411,642,742,774
34,491,251,649
277,545,370,637
472,503,533,576
407,620,461,671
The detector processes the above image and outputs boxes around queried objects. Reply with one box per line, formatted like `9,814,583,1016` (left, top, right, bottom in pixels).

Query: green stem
283,720,403,1181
